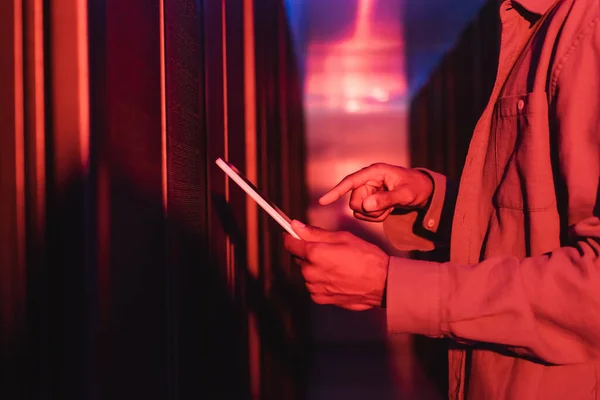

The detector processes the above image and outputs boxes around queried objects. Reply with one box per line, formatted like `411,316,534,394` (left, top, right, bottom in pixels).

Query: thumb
363,187,418,212
291,220,340,243
362,191,398,213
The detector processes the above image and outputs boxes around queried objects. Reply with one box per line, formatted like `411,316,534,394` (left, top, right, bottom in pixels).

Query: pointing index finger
318,177,355,205
318,166,382,205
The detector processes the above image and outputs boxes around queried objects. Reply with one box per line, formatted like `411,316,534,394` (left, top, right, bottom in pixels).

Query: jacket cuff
381,169,450,251
386,256,443,337
382,210,436,251
413,168,448,235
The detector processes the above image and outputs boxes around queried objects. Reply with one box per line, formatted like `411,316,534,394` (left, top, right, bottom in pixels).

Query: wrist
414,169,434,209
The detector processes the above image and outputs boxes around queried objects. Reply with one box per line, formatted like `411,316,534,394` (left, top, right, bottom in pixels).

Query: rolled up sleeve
386,257,444,337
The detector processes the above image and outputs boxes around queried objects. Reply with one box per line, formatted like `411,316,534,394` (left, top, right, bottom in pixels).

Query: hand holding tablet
215,158,301,239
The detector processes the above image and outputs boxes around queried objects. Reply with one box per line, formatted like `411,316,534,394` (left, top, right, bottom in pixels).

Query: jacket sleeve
382,169,458,251
386,18,600,365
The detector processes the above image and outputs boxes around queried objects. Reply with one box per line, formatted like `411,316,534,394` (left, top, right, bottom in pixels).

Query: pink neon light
305,0,407,113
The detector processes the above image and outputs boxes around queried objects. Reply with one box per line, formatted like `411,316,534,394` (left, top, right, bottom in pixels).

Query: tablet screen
215,158,300,239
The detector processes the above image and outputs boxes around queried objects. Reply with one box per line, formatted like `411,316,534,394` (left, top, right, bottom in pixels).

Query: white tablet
215,158,301,239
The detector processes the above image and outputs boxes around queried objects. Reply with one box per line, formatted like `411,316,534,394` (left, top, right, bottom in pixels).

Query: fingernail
293,220,305,228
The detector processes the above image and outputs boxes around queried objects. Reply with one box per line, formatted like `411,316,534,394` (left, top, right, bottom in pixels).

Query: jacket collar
512,0,559,15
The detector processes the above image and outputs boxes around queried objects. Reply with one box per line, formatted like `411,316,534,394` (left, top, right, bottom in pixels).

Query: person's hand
284,220,389,311
318,163,433,222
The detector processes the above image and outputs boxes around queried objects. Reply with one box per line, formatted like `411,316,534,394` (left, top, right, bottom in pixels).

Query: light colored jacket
384,0,600,398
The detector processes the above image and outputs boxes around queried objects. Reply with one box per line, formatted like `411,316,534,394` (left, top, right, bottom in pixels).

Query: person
283,0,600,398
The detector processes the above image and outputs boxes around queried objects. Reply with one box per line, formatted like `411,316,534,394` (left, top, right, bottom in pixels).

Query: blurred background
1,0,500,398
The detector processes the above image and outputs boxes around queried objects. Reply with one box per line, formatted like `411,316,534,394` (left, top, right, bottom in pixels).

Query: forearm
386,225,600,365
